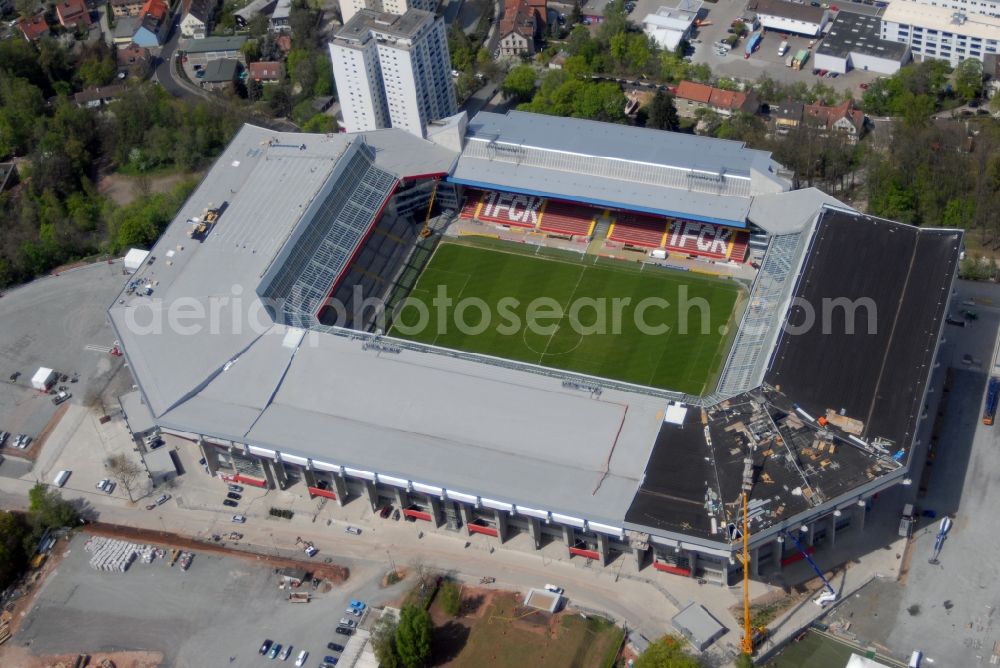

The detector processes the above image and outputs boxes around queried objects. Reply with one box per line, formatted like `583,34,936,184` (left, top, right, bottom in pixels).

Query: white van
544,584,564,594
778,40,789,56
908,650,922,668
53,470,71,488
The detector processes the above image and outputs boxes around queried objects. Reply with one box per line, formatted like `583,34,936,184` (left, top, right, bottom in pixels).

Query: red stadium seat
665,220,749,261
474,191,543,229
609,213,668,248
538,200,598,237
459,190,482,219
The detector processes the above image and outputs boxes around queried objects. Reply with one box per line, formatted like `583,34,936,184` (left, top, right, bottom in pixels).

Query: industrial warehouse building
813,11,912,75
111,113,961,585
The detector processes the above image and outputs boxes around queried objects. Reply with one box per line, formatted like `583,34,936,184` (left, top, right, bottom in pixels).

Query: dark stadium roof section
626,209,961,547
450,111,791,227
766,209,961,467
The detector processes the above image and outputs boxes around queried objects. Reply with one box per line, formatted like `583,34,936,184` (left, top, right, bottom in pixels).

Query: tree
734,654,755,668
28,484,78,529
395,605,432,668
502,65,537,102
438,580,461,616
647,91,679,131
634,635,703,668
570,0,582,24
372,615,401,668
106,454,145,502
0,511,28,589
954,58,984,101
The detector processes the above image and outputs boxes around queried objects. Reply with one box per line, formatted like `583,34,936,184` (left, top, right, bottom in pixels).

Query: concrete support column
332,474,348,507
806,524,815,547
687,550,698,577
458,504,474,533
198,440,221,476
260,461,276,489
393,486,408,511
751,546,761,577
596,532,609,567
301,467,317,489
856,501,867,532
562,525,576,557
633,545,648,571
364,480,379,511
829,514,838,547
427,494,442,528
526,516,542,550
773,538,783,572
493,509,508,544
271,458,288,489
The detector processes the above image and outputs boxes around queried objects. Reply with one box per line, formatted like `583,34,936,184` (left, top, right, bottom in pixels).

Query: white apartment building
881,0,1000,66
330,9,457,138
338,0,437,27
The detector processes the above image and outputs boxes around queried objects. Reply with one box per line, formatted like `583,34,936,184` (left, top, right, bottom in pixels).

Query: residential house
527,0,547,30
183,36,248,67
132,0,169,47
499,0,536,58
74,84,125,108
771,99,803,134
110,0,144,18
116,43,151,75
112,17,140,45
548,50,569,69
276,34,292,53
180,0,214,38
270,0,291,32
18,14,51,42
673,81,759,117
200,58,238,91
803,99,866,143
248,60,284,83
234,0,277,28
641,0,701,51
56,0,92,29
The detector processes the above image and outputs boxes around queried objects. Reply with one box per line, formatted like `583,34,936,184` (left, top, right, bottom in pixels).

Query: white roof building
641,0,702,50
881,0,1000,65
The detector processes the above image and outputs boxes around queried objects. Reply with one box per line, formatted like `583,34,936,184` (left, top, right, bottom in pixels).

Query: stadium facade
111,112,961,585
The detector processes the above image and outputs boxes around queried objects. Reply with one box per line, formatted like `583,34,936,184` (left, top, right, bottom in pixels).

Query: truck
983,377,999,425
792,49,810,70
745,31,762,58
898,503,915,538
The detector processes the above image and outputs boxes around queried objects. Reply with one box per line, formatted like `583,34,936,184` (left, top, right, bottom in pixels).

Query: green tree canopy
646,91,679,131
635,635,703,668
395,605,432,668
28,484,78,530
502,65,537,102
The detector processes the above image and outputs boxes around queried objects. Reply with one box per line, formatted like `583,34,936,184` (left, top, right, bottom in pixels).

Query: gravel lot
16,533,387,667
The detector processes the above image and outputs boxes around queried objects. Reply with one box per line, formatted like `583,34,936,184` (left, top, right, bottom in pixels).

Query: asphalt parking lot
0,262,127,460
17,533,394,667
825,280,1000,666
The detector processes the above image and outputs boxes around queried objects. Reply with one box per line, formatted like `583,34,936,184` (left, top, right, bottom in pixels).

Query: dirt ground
0,645,163,668
85,523,350,583
97,171,202,208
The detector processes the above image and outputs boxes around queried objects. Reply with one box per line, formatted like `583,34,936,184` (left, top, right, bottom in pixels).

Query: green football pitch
389,242,743,395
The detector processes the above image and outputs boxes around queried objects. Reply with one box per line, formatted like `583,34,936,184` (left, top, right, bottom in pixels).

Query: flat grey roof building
817,11,910,61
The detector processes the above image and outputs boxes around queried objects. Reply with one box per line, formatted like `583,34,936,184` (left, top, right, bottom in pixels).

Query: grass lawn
390,241,742,395
445,594,623,668
765,630,867,668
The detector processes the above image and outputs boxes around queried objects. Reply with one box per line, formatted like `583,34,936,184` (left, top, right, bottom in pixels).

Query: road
153,16,207,102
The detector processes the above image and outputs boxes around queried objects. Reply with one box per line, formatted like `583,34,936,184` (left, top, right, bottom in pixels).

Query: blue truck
745,31,762,58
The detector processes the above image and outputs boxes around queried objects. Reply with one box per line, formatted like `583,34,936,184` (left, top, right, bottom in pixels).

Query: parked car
280,645,293,661
260,639,274,655
544,584,564,594
96,479,110,492
338,618,357,628
51,390,71,405
269,643,283,659
379,505,393,518
0,432,8,447
344,526,361,535
326,642,344,652
104,481,116,494
334,627,353,636
349,599,366,610
228,484,243,493
392,509,400,521
305,544,318,557
323,657,339,666
155,494,171,505
223,499,238,508
227,492,241,501
232,514,246,523
295,650,309,666
346,607,363,616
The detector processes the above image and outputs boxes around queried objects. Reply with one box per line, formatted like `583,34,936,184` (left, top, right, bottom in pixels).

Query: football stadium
111,111,962,585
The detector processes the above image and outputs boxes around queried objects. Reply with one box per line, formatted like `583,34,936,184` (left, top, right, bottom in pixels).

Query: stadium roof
450,111,790,227
626,208,961,546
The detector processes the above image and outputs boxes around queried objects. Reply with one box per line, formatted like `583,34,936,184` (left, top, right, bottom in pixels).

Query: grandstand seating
538,200,598,237
471,190,542,229
665,220,749,262
459,190,482,219
609,214,669,248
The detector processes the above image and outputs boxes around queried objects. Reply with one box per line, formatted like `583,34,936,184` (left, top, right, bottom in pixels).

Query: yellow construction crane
741,489,753,655
419,181,439,239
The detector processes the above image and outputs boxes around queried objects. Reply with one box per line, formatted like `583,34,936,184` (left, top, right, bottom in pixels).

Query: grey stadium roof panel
450,111,791,226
